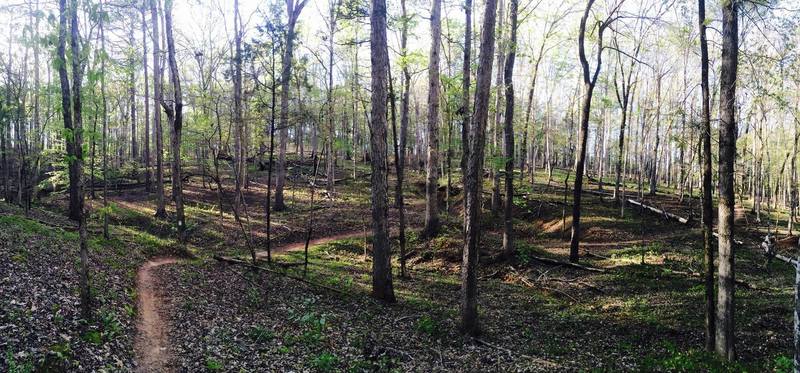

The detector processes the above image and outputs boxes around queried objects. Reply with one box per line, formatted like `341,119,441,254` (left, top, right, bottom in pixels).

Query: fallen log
527,254,606,273
772,253,799,266
626,199,691,224
711,232,744,246
214,255,346,295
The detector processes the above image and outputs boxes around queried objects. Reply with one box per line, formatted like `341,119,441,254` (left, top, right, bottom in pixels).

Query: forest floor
0,156,797,372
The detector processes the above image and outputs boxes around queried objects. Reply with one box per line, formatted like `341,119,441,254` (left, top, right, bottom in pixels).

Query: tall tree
569,0,619,263
461,0,498,335
129,14,138,161
698,0,715,352
369,0,396,302
422,0,442,238
490,0,505,214
150,0,166,218
141,1,151,191
57,0,91,318
715,0,738,360
325,0,340,198
501,0,517,257
233,0,245,213
611,29,641,204
161,0,186,241
519,7,566,182
459,0,472,187
100,0,109,239
274,0,308,211
393,0,412,278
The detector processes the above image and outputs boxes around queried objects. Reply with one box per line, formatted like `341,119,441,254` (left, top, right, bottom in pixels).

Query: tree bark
100,1,110,239
275,0,307,211
161,0,186,241
369,0,396,302
394,0,411,278
501,0,517,258
698,0,716,352
461,0,497,336
715,0,738,361
422,0,442,238
490,0,505,215
57,0,91,319
150,0,166,218
129,21,138,162
326,0,339,198
233,0,245,214
459,0,472,193
141,2,151,191
570,0,607,263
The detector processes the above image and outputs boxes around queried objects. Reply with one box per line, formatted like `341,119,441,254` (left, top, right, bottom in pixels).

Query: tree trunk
142,3,151,191
368,0,396,302
394,0,411,278
461,0,497,336
162,0,186,241
100,2,110,239
150,0,166,218
275,0,307,211
490,0,505,214
57,0,91,319
233,0,245,214
501,0,517,258
326,0,339,198
649,75,662,196
715,0,738,361
570,0,607,263
129,22,138,162
460,0,472,195
422,0,442,238
698,0,716,352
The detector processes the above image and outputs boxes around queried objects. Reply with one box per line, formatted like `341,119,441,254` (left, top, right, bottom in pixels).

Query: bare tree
520,6,569,183
461,0,498,336
611,26,643,204
569,0,622,263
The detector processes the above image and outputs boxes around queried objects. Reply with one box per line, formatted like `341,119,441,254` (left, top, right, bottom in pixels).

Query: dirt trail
255,231,365,259
134,257,180,373
132,232,363,370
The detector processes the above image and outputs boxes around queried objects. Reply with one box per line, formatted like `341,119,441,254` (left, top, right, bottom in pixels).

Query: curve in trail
132,231,366,370
255,231,366,259
134,257,180,373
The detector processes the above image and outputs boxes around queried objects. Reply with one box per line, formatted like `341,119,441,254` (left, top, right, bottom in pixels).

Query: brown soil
134,257,180,373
